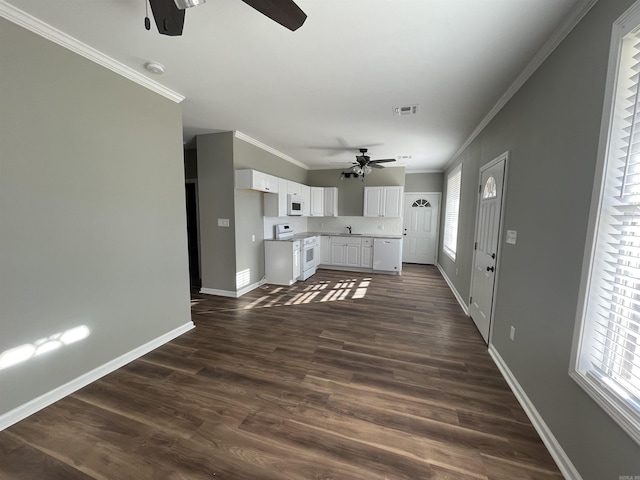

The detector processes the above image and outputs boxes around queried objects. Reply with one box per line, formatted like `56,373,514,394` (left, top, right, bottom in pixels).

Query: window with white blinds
443,165,462,260
572,12,640,445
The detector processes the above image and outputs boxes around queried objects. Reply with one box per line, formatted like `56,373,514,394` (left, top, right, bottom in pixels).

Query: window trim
570,0,640,447
443,164,462,261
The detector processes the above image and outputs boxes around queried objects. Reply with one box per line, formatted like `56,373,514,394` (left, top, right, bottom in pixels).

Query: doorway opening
185,181,201,289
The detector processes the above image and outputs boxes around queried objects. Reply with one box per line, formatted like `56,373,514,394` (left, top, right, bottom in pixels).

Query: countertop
299,232,403,240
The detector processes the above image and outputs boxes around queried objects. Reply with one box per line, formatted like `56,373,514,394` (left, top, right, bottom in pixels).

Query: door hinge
479,185,482,194
470,296,473,304
474,242,477,250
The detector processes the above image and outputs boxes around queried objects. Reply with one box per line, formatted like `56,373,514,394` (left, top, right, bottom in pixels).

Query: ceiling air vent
393,104,418,116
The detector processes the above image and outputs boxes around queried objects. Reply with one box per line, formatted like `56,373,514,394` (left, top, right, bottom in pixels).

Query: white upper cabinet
310,187,325,216
300,184,311,216
287,180,303,196
363,187,384,217
235,169,278,193
382,186,403,217
264,177,289,217
363,186,403,217
323,187,338,217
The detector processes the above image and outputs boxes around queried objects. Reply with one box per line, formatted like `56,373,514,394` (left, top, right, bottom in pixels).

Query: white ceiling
2,0,590,171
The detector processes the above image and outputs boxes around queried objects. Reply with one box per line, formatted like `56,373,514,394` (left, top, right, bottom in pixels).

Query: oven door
302,244,315,272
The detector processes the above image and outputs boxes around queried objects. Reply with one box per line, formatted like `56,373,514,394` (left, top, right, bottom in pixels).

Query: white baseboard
0,321,195,432
200,279,264,298
488,346,582,480
436,263,469,315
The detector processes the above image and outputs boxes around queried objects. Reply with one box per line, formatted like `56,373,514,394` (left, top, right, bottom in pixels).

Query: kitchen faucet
346,225,352,234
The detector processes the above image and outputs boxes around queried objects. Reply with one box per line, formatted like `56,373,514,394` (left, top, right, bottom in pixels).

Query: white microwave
287,194,304,216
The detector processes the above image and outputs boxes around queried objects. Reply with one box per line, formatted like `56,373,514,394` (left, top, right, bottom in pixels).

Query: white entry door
469,154,507,343
402,193,440,264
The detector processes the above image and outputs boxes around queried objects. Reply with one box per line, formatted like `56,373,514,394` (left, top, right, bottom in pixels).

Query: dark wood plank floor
0,265,563,479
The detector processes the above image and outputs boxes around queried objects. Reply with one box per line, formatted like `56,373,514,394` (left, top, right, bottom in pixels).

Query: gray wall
0,19,192,416
404,172,443,193
233,139,307,183
233,138,308,286
196,134,308,292
197,132,237,292
438,1,640,477
308,167,406,216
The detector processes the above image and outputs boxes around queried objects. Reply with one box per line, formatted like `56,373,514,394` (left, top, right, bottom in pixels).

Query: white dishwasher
373,238,402,274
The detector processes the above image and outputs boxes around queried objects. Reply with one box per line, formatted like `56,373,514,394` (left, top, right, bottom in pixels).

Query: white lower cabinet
320,235,399,273
361,238,373,268
330,236,362,267
265,240,301,285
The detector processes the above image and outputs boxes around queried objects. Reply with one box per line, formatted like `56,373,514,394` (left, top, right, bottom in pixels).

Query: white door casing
402,193,440,264
469,153,508,344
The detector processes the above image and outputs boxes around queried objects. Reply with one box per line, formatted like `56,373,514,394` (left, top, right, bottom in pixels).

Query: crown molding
0,1,184,104
234,131,308,170
443,0,599,171
405,168,444,174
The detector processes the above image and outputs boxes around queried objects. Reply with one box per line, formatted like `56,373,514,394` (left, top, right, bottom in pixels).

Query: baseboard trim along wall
488,345,583,480
200,279,264,298
0,321,195,432
436,263,470,315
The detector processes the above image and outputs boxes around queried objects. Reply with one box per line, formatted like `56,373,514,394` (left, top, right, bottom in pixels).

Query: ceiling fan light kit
144,61,166,74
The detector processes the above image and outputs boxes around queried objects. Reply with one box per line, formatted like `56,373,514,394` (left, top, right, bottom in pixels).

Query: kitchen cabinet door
363,187,384,217
310,187,324,216
300,184,311,216
345,244,360,267
324,187,338,217
287,181,303,196
235,169,278,193
361,238,373,268
264,177,289,217
331,243,346,265
363,186,403,217
383,186,403,217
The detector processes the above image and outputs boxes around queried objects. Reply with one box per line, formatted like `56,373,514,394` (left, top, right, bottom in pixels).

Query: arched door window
411,199,431,207
483,176,497,199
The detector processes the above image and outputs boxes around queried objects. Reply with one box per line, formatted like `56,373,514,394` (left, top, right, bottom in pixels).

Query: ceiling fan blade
148,0,185,36
370,159,396,164
240,0,307,31
369,163,385,169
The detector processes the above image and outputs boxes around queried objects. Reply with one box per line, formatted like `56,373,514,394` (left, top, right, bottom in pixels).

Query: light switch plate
506,230,517,245
218,218,230,227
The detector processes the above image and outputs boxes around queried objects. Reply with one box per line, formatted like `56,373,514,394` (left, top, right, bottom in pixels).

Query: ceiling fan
340,149,396,179
146,0,307,36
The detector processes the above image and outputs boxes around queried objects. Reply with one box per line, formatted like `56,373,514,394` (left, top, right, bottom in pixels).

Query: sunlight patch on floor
234,277,371,310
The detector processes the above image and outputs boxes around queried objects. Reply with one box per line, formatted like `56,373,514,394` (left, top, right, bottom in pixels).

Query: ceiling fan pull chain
144,0,151,30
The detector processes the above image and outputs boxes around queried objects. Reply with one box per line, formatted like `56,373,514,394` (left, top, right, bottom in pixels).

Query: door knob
491,253,496,259
487,266,495,272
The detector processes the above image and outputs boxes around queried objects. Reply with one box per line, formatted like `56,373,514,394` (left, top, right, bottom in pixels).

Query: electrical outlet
378,224,384,231
456,268,459,276
252,234,255,242
218,218,230,227
510,326,516,342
